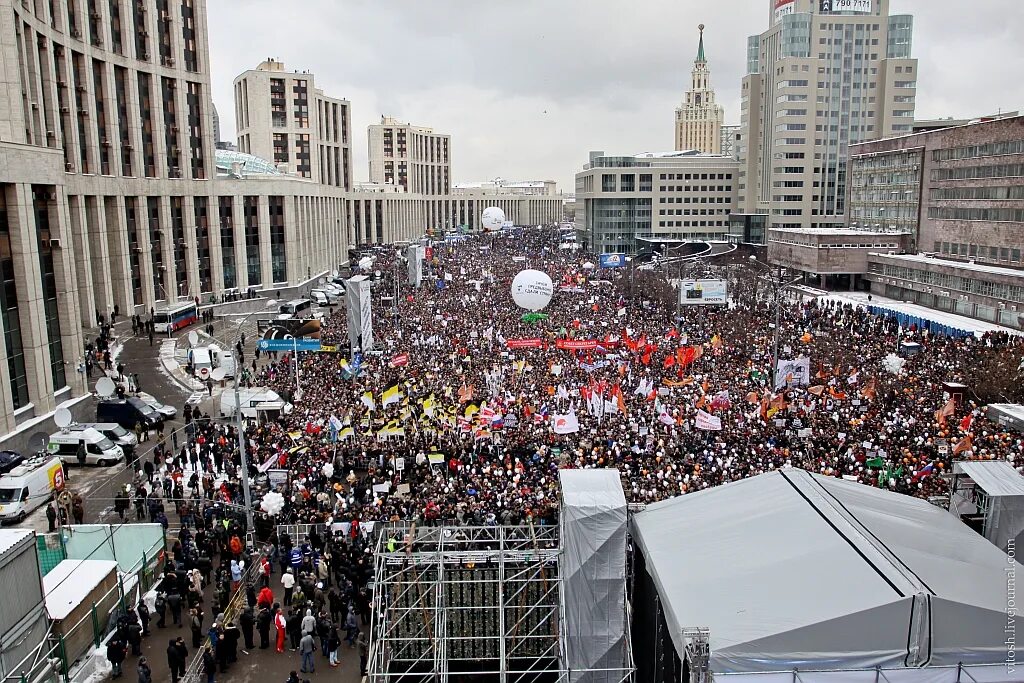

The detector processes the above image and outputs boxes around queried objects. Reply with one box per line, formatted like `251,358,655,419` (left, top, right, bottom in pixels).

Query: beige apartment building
368,116,450,196
738,0,917,232
234,59,352,189
674,25,725,155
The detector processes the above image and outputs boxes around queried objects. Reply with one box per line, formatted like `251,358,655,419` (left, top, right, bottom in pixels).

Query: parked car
0,451,26,475
96,398,161,430
135,393,177,420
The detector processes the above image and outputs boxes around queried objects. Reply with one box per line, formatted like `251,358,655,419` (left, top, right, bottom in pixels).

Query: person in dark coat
127,621,143,656
257,607,271,650
239,606,255,651
136,657,152,683
107,637,127,679
137,601,151,636
202,648,216,683
167,638,187,683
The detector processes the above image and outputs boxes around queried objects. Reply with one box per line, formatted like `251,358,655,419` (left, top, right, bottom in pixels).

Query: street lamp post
749,255,787,388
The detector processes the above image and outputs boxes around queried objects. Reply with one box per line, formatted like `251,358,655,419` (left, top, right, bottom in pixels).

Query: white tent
630,469,1015,682
951,460,1024,552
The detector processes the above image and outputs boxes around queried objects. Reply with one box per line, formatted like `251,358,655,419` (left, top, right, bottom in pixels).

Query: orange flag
953,434,973,455
829,386,847,400
745,391,759,404
807,385,825,396
696,395,707,410
800,332,812,343
861,378,877,401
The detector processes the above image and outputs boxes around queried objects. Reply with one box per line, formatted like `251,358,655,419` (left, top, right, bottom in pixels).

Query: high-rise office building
674,25,725,154
368,117,451,196
737,0,917,231
234,59,352,189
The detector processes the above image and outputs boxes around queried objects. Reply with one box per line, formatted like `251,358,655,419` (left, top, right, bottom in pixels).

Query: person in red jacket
274,607,287,653
257,586,274,610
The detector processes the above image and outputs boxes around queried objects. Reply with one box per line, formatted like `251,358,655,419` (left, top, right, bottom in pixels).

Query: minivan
47,428,124,466
97,398,161,430
73,423,138,455
0,456,65,523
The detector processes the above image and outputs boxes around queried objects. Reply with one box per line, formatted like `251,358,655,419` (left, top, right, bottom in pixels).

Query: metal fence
2,541,165,683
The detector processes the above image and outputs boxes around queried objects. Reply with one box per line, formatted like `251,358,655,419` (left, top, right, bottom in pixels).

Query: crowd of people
120,226,1024,679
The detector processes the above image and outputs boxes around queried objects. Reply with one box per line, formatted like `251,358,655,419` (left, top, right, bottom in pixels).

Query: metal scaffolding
369,523,631,683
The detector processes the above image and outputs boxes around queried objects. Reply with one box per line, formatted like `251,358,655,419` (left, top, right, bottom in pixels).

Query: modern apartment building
575,151,739,254
0,0,357,433
674,25,725,155
233,59,352,189
368,116,450,196
738,0,917,231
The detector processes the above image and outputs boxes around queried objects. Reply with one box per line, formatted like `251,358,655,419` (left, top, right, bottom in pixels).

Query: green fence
36,534,67,576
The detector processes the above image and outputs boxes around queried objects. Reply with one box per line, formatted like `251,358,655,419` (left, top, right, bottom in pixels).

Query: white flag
552,412,580,434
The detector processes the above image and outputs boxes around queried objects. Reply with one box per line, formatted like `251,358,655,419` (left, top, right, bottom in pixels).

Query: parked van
96,398,161,430
216,350,237,378
309,290,330,306
72,423,137,455
189,346,214,380
279,299,313,318
219,387,284,421
47,427,124,466
0,456,65,523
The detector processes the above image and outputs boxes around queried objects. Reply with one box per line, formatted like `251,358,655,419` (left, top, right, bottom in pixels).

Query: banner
556,339,598,351
599,253,627,269
406,244,423,288
267,469,289,487
506,338,543,349
695,409,723,431
774,356,811,389
679,279,728,306
552,412,580,434
346,275,374,352
390,353,409,367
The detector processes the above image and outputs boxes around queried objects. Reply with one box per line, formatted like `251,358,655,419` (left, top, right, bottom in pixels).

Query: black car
96,399,162,430
0,450,25,475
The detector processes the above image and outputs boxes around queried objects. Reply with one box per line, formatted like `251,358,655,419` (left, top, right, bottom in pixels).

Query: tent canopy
630,469,1010,676
956,460,1024,497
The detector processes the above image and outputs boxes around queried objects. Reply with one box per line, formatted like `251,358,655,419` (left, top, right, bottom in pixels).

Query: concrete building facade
738,0,917,231
575,151,739,254
233,59,352,189
0,0,356,434
368,116,450,196
767,227,909,288
675,25,725,155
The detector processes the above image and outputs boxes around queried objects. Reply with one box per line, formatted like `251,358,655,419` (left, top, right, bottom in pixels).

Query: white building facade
675,25,725,155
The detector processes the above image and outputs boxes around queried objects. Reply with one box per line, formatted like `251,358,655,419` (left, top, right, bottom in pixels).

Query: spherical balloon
510,269,553,311
481,207,506,231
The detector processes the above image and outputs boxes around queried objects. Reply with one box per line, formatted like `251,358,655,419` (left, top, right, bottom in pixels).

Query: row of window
658,173,732,180
871,263,1024,301
660,196,731,204
659,209,731,216
930,186,1024,201
931,163,1024,181
936,241,1023,264
659,186,732,193
932,139,1024,162
927,206,1024,222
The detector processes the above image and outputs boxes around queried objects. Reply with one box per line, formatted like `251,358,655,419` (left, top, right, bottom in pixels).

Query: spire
696,24,706,63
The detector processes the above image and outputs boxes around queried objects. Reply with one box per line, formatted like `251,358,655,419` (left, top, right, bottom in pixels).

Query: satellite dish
54,407,73,429
188,331,200,347
211,367,226,381
331,270,339,278
27,432,49,454
95,377,116,397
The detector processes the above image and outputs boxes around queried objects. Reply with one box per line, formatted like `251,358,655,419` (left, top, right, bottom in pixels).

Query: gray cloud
207,0,1023,192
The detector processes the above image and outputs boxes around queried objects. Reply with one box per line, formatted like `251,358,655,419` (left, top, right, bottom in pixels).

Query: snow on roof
873,252,1024,278
43,559,119,620
0,529,33,558
817,291,1020,336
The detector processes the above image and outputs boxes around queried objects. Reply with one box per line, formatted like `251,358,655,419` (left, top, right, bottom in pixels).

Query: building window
244,196,261,286
219,197,236,290
0,189,29,408
269,196,286,284
32,187,66,391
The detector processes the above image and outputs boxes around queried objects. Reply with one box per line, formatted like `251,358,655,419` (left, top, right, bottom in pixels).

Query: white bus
153,301,198,333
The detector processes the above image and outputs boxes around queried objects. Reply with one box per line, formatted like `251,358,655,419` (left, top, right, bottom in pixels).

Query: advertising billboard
678,279,728,306
774,0,796,23
258,318,322,339
599,253,627,269
820,0,872,12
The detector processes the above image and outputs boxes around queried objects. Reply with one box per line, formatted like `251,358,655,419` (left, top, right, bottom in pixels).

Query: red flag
663,355,676,369
959,413,973,433
641,351,652,366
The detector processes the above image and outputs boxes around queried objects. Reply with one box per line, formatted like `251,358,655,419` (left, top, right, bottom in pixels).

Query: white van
219,387,284,421
189,346,214,379
0,456,65,523
71,423,138,454
217,350,237,378
309,290,330,306
47,428,125,467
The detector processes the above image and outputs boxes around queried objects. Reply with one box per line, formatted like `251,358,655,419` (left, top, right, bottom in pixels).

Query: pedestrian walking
167,638,187,683
298,632,316,674
136,657,151,683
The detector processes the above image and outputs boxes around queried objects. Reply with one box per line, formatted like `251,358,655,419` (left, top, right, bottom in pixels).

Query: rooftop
214,149,284,176
770,227,909,237
871,252,1024,278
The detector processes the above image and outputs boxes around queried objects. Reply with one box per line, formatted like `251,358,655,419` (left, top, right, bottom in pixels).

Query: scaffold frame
367,523,631,683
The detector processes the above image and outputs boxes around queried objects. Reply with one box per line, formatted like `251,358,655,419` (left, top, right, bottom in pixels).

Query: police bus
153,301,198,333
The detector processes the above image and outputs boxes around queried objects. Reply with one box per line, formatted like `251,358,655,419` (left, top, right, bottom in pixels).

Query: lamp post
749,255,786,388
212,299,278,536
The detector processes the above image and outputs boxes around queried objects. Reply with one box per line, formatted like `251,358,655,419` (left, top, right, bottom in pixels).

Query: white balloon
510,269,553,311
260,491,285,516
481,207,506,231
322,463,335,478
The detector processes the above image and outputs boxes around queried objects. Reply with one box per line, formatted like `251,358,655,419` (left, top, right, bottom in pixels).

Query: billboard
258,318,322,339
599,253,627,269
820,0,872,12
678,279,728,306
774,0,795,23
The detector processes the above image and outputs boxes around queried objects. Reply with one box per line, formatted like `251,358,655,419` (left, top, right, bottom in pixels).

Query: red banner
506,338,543,349
390,353,409,367
556,339,598,351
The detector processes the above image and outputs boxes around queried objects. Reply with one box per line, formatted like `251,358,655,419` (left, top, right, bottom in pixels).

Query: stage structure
345,274,374,352
368,520,633,682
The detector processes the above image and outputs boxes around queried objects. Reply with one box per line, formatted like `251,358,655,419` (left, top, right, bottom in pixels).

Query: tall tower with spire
675,24,725,154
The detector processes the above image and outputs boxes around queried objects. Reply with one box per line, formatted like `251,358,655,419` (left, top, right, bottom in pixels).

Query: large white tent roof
630,469,1011,678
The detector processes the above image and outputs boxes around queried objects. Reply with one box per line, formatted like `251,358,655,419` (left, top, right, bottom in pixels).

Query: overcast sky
207,0,1023,193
